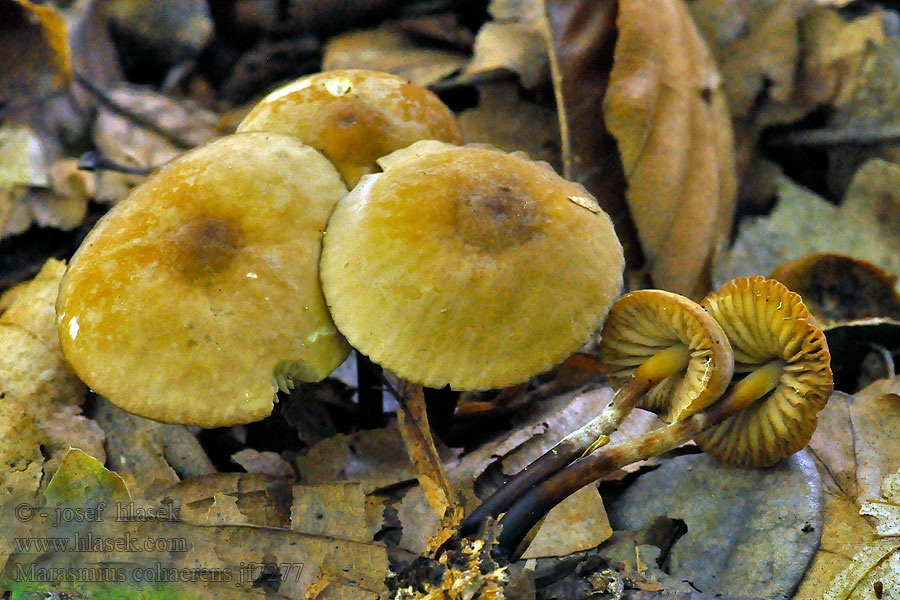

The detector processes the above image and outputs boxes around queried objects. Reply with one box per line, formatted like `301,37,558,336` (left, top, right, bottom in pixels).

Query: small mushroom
489,276,832,558
56,133,350,427
237,69,463,187
694,275,834,466
320,142,625,391
461,289,733,533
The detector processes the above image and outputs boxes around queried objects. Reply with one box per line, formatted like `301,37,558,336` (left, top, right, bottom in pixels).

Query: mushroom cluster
55,70,626,435
472,276,833,558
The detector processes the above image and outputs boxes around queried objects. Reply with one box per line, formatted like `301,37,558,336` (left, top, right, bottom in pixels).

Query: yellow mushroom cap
695,276,833,467
320,144,625,390
237,69,463,187
599,290,734,422
56,133,351,427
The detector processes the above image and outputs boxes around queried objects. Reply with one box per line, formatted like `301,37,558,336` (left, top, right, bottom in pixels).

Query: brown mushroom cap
695,276,833,467
237,69,463,187
56,133,350,427
770,252,900,325
600,290,734,422
320,144,624,390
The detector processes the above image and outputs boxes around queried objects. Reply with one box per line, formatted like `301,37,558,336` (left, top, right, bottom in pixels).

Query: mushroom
319,141,625,501
319,142,624,391
237,69,463,187
488,276,832,558
56,133,350,427
461,289,733,533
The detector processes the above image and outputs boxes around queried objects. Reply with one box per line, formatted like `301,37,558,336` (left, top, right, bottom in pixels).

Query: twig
73,72,195,149
77,151,156,175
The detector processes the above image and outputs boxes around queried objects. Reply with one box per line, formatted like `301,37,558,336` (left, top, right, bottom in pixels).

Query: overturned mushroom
462,289,733,532
237,69,463,187
491,276,832,558
56,133,350,427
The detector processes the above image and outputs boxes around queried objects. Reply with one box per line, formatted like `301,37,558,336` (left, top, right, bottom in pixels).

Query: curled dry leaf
546,0,736,297
604,0,737,297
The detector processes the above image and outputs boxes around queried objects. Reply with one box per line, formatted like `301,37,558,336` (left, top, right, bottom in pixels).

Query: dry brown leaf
458,0,548,89
92,85,218,203
603,0,737,297
323,28,465,88
457,80,560,168
92,397,215,498
0,258,66,350
232,448,294,477
798,6,885,109
291,482,378,541
809,381,900,507
0,0,72,110
521,484,612,559
793,490,878,600
688,0,811,126
163,472,291,528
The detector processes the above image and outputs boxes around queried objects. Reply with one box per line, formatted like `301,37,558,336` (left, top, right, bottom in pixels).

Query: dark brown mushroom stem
493,359,785,558
356,352,385,429
460,344,692,535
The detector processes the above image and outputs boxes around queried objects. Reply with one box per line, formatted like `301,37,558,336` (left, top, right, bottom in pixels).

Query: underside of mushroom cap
320,145,625,390
695,276,833,467
237,69,463,187
56,133,350,427
600,289,734,422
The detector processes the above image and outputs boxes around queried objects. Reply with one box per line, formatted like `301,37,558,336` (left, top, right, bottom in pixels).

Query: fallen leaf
232,448,294,478
457,79,561,169
0,257,67,350
826,37,900,195
323,28,465,88
462,0,548,89
602,0,737,297
44,447,130,507
92,397,215,499
823,537,900,599
163,472,292,528
291,482,377,541
520,484,612,559
715,162,900,287
688,0,812,126
604,451,823,598
92,85,218,204
0,0,71,110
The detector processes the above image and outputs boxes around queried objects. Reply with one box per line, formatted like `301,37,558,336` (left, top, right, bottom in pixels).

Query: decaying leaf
603,0,737,297
809,381,900,507
520,484,612,559
716,161,900,287
44,447,130,507
604,451,823,598
0,258,66,350
462,0,548,89
232,448,294,478
457,80,560,168
826,37,900,195
92,397,215,498
0,0,72,110
323,28,465,88
291,481,379,541
92,85,218,203
163,472,291,528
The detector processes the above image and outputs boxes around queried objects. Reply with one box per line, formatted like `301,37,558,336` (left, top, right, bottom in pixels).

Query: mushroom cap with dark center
319,144,625,390
56,133,350,427
237,69,463,187
695,276,833,467
600,289,734,422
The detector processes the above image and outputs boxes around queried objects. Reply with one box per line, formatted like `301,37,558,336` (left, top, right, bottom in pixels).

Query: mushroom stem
492,359,786,559
460,344,691,535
